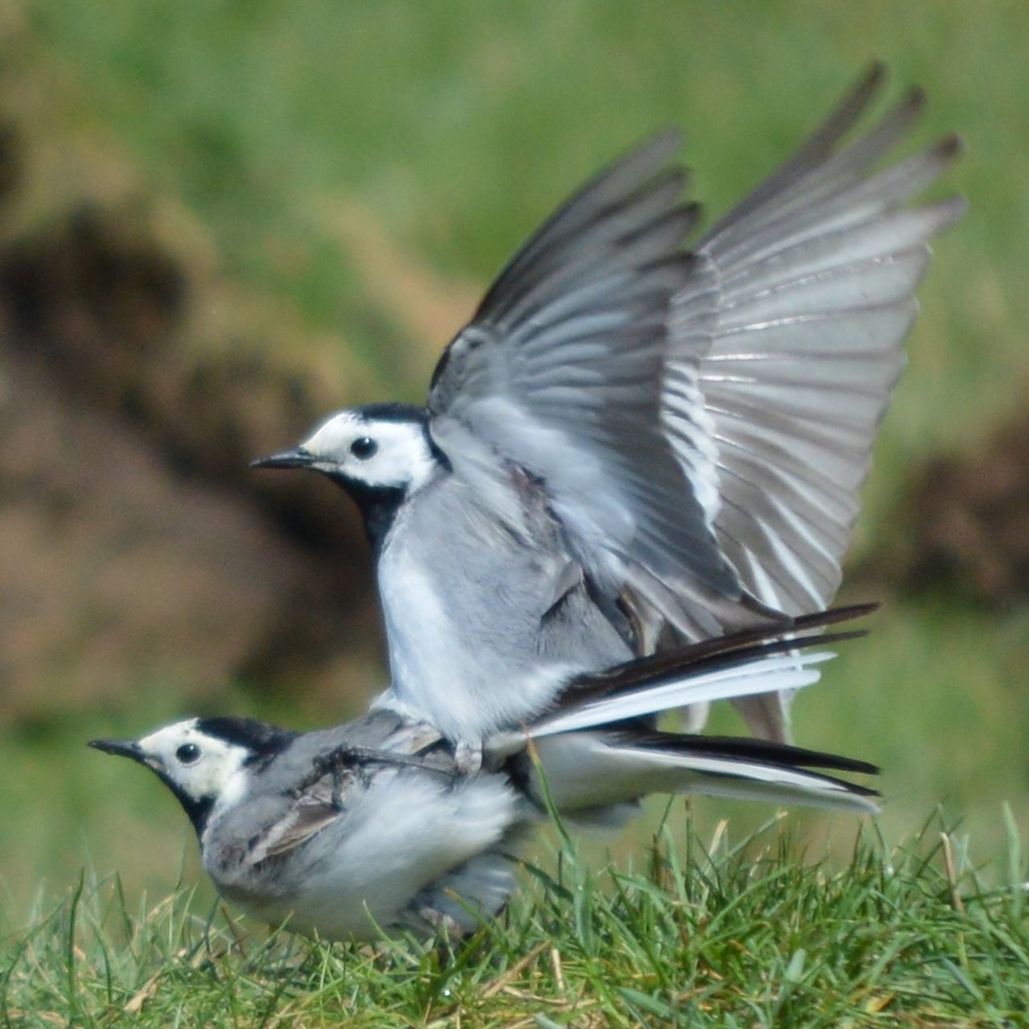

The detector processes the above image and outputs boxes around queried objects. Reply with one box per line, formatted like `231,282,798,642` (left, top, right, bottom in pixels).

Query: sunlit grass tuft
3,814,1026,1026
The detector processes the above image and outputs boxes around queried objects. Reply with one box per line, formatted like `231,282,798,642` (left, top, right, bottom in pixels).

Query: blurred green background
1,1,1027,923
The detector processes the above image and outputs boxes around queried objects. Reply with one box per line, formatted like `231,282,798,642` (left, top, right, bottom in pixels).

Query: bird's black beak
250,447,315,470
88,738,147,764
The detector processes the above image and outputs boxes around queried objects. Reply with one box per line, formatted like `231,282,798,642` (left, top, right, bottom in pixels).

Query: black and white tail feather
495,603,880,819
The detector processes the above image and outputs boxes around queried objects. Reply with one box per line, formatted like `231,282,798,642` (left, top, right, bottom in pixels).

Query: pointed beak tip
250,448,313,471
88,738,140,759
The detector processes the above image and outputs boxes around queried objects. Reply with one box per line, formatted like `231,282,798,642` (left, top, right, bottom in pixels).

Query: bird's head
89,717,291,834
251,403,441,499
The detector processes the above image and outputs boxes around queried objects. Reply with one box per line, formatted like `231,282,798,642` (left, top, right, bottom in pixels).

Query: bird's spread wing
428,132,740,604
663,63,966,618
426,66,961,659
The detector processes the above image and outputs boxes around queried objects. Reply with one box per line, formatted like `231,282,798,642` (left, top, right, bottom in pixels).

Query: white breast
374,477,582,740
233,772,521,940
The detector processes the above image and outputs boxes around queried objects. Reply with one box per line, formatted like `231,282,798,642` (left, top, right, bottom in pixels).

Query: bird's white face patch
137,720,249,804
301,410,438,492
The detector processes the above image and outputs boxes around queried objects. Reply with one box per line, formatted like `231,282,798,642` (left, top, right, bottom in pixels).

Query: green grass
3,814,1026,1026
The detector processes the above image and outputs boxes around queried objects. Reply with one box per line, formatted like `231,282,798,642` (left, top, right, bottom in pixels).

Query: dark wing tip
935,132,964,161
863,59,888,89
901,84,927,116
845,60,889,116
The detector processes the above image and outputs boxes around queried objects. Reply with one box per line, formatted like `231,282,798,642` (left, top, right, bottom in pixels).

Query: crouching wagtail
91,607,878,941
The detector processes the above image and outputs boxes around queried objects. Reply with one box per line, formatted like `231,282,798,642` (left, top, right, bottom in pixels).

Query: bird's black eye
350,436,378,460
176,743,201,765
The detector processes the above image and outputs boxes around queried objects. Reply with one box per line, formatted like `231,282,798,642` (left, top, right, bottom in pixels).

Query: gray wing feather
429,133,740,602
216,713,447,867
663,66,965,622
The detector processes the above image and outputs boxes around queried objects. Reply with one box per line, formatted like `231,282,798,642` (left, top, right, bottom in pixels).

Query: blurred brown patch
0,123,22,206
0,28,496,724
893,411,1029,605
0,113,390,720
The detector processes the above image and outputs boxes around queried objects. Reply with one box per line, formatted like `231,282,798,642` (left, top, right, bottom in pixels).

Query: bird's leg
343,745,460,777
330,776,347,809
294,745,458,801
296,747,357,808
452,739,483,774
418,905,466,942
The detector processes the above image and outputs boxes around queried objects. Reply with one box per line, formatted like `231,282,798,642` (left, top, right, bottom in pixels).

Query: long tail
487,603,875,749
488,604,879,815
527,729,878,817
